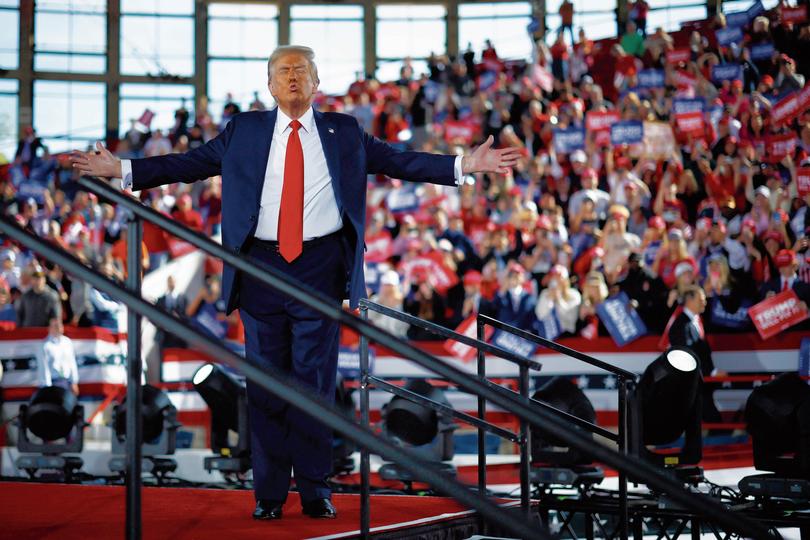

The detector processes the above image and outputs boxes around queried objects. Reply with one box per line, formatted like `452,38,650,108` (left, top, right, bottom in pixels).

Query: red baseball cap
775,249,796,268
762,230,783,245
463,270,482,286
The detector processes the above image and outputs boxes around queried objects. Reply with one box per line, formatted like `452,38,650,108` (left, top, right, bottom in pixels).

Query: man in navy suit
70,45,519,520
492,263,537,330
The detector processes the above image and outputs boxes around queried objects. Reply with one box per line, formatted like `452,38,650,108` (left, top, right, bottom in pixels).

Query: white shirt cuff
453,155,464,186
119,159,133,191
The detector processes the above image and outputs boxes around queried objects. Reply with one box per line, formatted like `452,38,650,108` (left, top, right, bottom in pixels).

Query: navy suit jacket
492,291,537,331
131,108,457,312
668,312,715,377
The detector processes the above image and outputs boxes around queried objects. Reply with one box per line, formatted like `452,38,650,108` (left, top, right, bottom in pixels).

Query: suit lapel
256,109,278,202
313,109,343,212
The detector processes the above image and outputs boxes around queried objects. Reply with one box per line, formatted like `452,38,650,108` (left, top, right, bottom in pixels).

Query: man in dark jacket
16,268,60,327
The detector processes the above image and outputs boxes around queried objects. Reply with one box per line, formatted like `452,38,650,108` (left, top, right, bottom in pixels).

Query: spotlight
379,379,457,486
629,348,703,470
109,384,180,482
739,373,810,500
529,377,604,487
16,386,85,480
192,363,250,476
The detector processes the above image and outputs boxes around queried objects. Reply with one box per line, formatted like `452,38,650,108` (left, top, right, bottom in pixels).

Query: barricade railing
67,176,768,540
359,299,617,527
478,314,637,539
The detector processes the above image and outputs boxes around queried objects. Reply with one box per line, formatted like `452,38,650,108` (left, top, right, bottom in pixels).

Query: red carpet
0,482,472,539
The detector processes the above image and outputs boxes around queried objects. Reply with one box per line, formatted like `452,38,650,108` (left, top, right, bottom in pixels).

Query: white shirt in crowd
120,107,464,241
36,334,78,387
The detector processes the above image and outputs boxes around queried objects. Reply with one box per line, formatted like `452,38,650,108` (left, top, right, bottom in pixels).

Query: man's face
688,291,707,314
268,52,319,112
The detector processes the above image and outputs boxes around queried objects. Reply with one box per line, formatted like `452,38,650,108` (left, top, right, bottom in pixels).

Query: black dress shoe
253,499,284,520
302,498,337,519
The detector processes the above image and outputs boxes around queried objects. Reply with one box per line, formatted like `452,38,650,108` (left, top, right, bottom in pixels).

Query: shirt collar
683,307,698,321
275,106,314,135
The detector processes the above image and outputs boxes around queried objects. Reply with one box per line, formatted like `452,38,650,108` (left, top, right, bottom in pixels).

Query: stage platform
0,481,520,539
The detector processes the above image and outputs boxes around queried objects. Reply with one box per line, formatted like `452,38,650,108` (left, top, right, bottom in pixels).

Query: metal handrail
478,314,638,380
0,215,543,540
75,177,770,540
478,313,637,539
360,299,542,371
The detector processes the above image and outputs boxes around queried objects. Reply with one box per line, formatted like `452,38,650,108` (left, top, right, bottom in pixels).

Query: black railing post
618,375,629,540
476,319,487,496
359,305,371,539
125,215,143,540
519,364,531,517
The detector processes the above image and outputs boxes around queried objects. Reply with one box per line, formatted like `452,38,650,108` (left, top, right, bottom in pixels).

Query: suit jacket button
233,246,240,253
249,215,256,222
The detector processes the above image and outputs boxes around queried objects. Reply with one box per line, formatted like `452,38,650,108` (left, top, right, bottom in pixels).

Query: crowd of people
0,2,809,353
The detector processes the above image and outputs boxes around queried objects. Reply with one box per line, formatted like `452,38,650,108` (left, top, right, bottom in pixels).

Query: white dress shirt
36,334,78,387
119,107,466,240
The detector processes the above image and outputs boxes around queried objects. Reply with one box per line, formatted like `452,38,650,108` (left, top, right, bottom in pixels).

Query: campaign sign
709,297,752,329
596,292,648,347
444,120,477,145
766,133,797,161
674,70,697,88
16,181,46,204
638,69,665,89
782,5,808,24
747,0,765,20
337,346,375,378
610,121,644,146
750,42,775,62
799,338,810,377
444,314,495,363
797,167,810,197
771,92,799,125
532,64,554,93
492,329,537,358
365,231,393,263
675,111,705,135
673,98,705,115
748,290,809,340
712,63,742,83
725,11,751,28
666,48,691,65
364,262,384,295
386,185,420,214
716,26,744,47
553,127,586,154
400,251,459,294
643,121,675,159
534,309,562,341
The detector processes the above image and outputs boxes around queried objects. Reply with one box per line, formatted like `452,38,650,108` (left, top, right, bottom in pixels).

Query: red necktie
278,119,304,262
696,315,705,339
782,279,789,292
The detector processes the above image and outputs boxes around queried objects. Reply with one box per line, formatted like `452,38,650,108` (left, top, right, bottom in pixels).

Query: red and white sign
444,314,495,362
674,70,697,88
444,120,477,145
666,48,691,65
586,111,619,146
399,251,460,294
532,64,554,93
798,167,810,198
365,230,393,263
675,111,704,135
748,290,809,340
772,93,799,125
782,5,807,24
766,133,797,161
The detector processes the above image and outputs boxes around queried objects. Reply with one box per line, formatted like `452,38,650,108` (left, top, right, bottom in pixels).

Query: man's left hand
461,135,522,175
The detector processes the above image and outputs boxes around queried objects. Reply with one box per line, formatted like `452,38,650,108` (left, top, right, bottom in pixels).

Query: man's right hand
69,141,122,179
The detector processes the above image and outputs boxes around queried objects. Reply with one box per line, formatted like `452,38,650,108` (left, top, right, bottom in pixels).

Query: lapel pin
328,128,335,134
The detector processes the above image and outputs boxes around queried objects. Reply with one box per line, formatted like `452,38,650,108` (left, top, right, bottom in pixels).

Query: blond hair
267,45,320,83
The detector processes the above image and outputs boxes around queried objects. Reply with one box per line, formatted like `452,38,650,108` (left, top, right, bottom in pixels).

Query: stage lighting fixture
16,386,86,480
331,374,357,476
192,363,251,476
108,384,180,481
738,373,810,500
379,379,457,485
629,348,702,469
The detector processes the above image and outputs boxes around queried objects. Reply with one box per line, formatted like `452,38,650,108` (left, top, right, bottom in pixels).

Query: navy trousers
239,232,347,503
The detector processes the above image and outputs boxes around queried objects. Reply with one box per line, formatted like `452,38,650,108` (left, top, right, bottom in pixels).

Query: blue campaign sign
16,181,47,204
725,11,750,28
708,297,752,329
747,0,764,20
338,346,375,378
386,185,420,214
638,69,665,89
527,18,540,34
365,262,384,294
492,329,538,358
673,98,705,114
712,63,742,83
750,42,775,62
716,26,744,47
610,121,644,146
534,309,562,341
799,338,810,377
553,127,586,154
596,292,648,347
